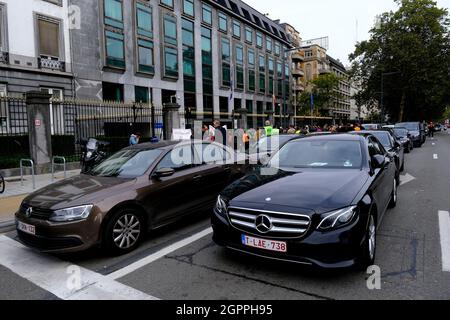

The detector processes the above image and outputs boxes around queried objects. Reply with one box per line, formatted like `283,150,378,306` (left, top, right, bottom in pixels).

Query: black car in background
352,130,404,175
392,127,413,153
212,134,398,270
396,122,426,147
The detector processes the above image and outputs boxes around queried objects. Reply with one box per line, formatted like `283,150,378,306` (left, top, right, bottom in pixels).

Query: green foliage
349,0,450,122
297,73,343,116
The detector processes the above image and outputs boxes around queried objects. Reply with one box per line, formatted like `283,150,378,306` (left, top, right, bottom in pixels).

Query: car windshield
89,149,162,178
252,136,293,153
371,132,392,148
393,128,408,137
396,123,419,131
268,140,363,169
362,124,379,130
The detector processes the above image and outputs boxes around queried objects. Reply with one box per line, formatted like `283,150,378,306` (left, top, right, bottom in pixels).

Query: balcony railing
319,66,331,74
0,51,9,65
292,68,305,77
292,53,305,62
38,57,66,72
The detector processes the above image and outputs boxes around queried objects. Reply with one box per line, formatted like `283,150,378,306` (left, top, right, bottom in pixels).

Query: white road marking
438,211,450,272
107,227,213,280
433,154,439,160
400,173,416,186
0,235,158,300
432,143,436,146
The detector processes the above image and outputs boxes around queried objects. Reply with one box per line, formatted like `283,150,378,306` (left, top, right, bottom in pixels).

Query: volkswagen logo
25,207,33,218
255,215,272,234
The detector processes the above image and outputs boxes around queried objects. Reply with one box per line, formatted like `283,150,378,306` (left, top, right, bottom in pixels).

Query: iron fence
0,96,29,169
0,95,165,168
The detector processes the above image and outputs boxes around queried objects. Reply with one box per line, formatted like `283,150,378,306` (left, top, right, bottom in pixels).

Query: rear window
396,123,419,131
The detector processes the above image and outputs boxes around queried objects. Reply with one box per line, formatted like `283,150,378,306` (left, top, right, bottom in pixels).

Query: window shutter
39,19,59,57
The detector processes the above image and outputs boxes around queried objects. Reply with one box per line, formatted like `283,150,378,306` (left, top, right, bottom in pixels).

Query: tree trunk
398,91,406,122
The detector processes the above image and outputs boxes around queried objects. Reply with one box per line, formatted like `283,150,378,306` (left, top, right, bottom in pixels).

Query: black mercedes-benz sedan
212,134,398,270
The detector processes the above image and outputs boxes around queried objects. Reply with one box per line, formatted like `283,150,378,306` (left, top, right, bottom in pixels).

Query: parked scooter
77,138,109,173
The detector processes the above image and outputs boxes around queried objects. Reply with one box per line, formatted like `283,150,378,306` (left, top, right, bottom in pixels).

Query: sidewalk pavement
0,169,80,231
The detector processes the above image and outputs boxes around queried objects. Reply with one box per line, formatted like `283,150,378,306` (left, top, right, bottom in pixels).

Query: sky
244,0,450,66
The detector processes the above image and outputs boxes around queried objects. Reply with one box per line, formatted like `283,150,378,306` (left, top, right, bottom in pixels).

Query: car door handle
193,175,203,181
224,166,231,171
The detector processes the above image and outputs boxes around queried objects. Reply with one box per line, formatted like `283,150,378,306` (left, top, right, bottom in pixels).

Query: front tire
103,209,144,255
356,214,377,271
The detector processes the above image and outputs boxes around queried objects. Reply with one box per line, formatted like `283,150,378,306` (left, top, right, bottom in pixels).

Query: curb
0,219,15,234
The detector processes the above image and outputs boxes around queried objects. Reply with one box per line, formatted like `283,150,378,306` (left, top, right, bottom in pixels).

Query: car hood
222,167,368,214
23,174,135,210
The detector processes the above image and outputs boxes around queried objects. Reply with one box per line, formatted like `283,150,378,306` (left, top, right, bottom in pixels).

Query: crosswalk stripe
0,235,158,300
438,211,450,272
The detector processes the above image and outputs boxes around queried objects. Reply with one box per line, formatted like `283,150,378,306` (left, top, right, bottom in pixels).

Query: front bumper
212,209,368,269
15,209,102,253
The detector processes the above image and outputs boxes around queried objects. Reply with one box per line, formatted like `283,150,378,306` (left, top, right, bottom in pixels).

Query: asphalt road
0,132,449,300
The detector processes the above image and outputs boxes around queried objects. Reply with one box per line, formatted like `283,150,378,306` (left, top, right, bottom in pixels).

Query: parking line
433,154,439,160
438,211,450,272
107,227,213,280
0,235,158,300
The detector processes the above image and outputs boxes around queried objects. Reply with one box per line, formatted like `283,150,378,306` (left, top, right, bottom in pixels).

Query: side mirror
152,167,175,179
372,154,386,169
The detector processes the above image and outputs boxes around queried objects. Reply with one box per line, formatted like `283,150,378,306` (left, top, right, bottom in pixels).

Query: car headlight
317,206,358,231
86,151,93,159
50,205,93,222
215,195,228,218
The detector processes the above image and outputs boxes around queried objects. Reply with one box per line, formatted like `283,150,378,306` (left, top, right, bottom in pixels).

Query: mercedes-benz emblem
255,215,273,234
25,207,33,218
265,197,272,202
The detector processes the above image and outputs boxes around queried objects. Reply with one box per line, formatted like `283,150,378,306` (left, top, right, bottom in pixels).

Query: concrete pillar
26,91,52,173
265,110,274,126
163,102,181,140
235,108,248,130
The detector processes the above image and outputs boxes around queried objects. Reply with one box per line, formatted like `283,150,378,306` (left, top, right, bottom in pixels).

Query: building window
183,0,194,17
235,44,244,90
259,54,265,94
136,3,152,38
202,3,212,25
221,37,231,87
0,4,8,54
137,39,154,73
182,19,195,93
218,12,227,33
266,38,272,52
248,49,255,92
104,0,123,28
160,0,174,9
201,27,213,110
135,86,149,103
274,42,281,56
268,57,274,95
163,13,177,46
232,20,241,39
103,0,124,69
245,26,253,44
105,30,125,68
38,17,60,59
277,62,283,97
135,3,153,74
164,46,178,78
103,82,124,102
256,32,263,48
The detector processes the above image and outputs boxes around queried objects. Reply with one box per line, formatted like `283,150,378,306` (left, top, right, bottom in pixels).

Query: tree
297,73,343,116
349,0,450,122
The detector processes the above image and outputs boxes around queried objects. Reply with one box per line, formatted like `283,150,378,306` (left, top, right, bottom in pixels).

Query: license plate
17,221,36,235
242,235,287,253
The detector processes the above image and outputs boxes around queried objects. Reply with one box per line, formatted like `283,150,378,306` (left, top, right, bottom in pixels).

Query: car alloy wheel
113,214,141,249
356,213,377,270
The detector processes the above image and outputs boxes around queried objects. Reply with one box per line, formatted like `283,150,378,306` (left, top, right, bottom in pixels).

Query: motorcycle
77,138,109,173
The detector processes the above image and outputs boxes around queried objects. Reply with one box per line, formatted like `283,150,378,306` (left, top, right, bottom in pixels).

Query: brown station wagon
15,140,249,255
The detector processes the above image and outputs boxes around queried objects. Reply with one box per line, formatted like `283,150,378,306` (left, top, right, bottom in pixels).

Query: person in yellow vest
264,120,273,137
